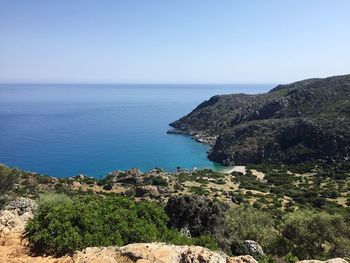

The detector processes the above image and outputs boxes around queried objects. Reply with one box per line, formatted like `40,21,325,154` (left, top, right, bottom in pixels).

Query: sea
0,84,272,178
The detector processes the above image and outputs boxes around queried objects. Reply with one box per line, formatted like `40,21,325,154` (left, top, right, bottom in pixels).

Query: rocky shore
167,128,218,146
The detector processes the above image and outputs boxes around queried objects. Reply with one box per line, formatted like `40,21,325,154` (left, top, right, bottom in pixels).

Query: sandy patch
251,169,265,181
223,166,246,174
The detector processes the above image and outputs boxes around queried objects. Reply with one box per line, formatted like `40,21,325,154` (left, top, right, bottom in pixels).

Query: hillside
170,74,350,166
1,163,349,261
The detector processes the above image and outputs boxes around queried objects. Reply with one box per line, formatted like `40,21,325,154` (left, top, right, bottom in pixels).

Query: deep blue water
0,84,272,177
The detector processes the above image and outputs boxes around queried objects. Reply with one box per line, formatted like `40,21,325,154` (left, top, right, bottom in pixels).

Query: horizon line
0,82,278,86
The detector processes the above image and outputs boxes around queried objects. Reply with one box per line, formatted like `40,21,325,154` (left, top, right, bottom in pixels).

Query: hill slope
170,74,350,165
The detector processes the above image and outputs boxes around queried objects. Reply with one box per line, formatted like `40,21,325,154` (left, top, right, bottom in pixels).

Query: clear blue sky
0,0,349,84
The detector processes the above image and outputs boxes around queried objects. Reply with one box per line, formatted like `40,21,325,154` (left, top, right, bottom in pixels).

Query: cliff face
170,74,350,165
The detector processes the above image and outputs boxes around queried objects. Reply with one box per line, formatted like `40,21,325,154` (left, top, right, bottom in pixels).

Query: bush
0,164,20,194
284,253,299,263
143,176,168,186
228,206,277,255
279,210,350,259
0,195,8,210
165,195,231,252
192,235,219,251
102,183,113,190
25,194,190,255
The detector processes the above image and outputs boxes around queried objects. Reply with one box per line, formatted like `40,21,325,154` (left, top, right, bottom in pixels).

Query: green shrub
284,253,299,263
25,194,188,255
0,195,8,210
166,196,230,252
189,186,210,196
192,235,219,251
35,175,54,184
231,170,268,192
279,210,350,259
143,175,168,186
228,206,277,250
258,255,277,263
0,164,20,194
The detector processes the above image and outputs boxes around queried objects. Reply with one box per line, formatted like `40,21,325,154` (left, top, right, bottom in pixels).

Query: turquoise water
0,84,272,177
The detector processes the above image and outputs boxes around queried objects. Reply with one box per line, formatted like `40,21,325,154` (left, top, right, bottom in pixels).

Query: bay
0,84,272,177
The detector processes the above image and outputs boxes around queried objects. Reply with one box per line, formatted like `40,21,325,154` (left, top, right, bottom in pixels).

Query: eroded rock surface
297,258,349,263
0,198,37,237
119,243,230,263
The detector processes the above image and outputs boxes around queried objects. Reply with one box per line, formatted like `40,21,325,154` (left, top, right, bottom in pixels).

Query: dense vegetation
0,165,20,195
23,193,350,260
166,196,231,251
170,74,350,166
229,207,350,260
164,196,350,260
25,194,218,256
1,163,349,260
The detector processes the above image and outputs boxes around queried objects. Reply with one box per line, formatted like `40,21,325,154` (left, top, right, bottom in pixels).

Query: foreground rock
242,240,264,258
73,243,258,263
298,259,349,263
71,246,133,263
0,197,37,237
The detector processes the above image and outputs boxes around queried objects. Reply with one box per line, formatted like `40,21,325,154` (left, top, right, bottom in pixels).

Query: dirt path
0,233,71,263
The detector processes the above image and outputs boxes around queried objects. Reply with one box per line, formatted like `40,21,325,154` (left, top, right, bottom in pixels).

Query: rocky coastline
169,74,350,166
167,127,218,146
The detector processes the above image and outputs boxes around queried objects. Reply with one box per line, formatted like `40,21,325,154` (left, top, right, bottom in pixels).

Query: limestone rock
0,198,37,236
71,246,133,263
135,186,159,198
297,258,349,263
230,255,258,263
242,240,264,257
119,242,231,263
72,181,82,188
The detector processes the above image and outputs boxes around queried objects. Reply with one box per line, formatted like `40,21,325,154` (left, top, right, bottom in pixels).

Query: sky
0,0,350,84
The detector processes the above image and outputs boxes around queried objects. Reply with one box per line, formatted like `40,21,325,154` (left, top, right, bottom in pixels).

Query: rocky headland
170,74,350,166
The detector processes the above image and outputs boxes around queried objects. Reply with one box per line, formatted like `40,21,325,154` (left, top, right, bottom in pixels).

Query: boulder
119,243,231,263
242,240,264,257
135,186,159,198
63,243,252,263
72,181,82,188
230,255,258,263
297,258,349,263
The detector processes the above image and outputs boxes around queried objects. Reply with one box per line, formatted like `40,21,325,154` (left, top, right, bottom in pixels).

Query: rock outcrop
242,240,264,258
119,243,230,263
73,243,258,263
297,258,349,263
71,246,133,263
0,197,36,237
